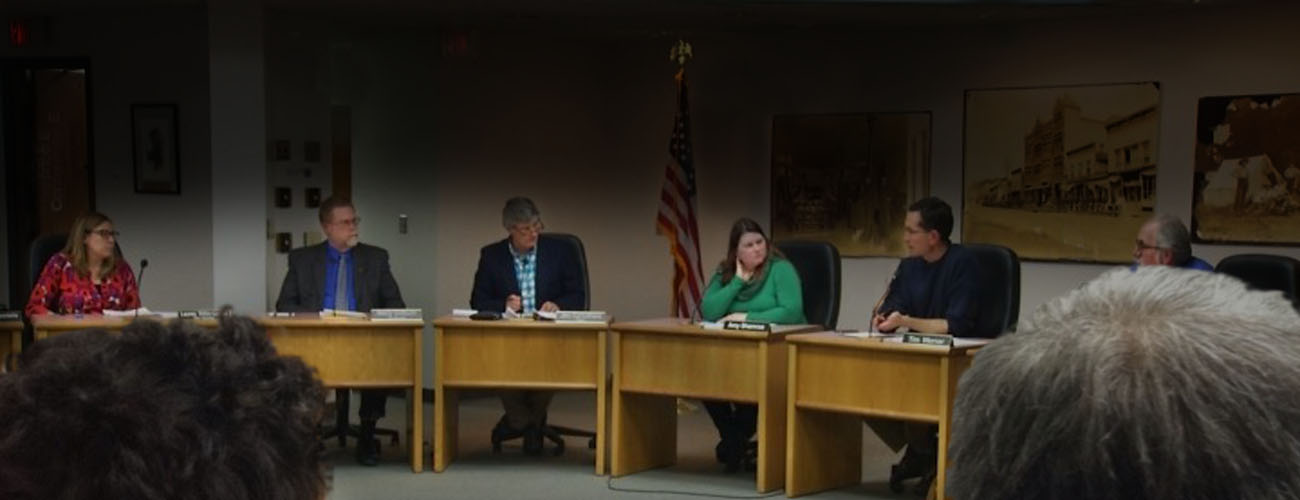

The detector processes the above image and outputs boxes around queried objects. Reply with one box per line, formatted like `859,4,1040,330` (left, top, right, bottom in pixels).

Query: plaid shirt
508,243,538,313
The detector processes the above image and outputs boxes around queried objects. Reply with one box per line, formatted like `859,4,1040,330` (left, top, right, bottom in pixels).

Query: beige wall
1,8,214,312
13,3,1297,326
361,3,1297,331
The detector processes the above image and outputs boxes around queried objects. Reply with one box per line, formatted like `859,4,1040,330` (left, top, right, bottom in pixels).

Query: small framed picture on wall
132,103,181,194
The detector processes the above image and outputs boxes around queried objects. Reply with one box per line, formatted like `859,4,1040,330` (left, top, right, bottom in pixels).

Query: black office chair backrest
28,233,69,287
1215,253,1300,309
774,240,841,330
544,233,590,310
964,243,1020,337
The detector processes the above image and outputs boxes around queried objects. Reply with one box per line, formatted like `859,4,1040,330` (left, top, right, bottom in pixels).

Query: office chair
964,243,1021,337
1215,254,1300,310
319,390,400,450
28,233,69,288
490,232,596,456
774,240,842,330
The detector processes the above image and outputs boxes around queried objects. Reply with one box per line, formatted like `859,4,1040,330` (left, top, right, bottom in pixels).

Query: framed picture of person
1191,92,1300,245
131,103,181,194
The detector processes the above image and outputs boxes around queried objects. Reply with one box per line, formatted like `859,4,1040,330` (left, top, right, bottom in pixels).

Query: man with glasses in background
1132,213,1213,270
275,195,406,465
470,196,586,455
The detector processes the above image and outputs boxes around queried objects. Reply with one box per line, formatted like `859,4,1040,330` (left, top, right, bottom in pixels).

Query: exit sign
10,20,29,47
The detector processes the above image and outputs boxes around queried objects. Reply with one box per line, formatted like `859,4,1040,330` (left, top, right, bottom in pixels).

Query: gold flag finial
669,39,693,67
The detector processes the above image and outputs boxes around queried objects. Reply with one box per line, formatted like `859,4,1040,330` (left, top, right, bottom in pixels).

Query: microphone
870,272,896,332
135,259,149,318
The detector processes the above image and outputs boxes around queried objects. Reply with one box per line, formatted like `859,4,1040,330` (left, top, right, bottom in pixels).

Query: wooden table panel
266,325,415,386
618,332,760,401
29,315,425,472
785,333,983,499
1,321,22,372
432,316,607,475
440,326,600,388
793,344,941,422
610,318,819,494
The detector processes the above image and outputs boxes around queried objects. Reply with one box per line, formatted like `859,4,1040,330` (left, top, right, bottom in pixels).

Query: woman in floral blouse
25,212,140,316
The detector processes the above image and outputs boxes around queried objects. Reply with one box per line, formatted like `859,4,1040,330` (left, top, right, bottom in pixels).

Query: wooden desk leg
756,341,788,493
433,326,456,472
610,330,675,476
935,354,971,500
595,329,608,476
786,345,862,497
434,387,458,472
786,409,862,497
411,327,424,473
611,391,675,476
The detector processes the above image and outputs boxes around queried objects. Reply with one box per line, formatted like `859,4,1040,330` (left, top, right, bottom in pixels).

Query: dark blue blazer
470,236,586,313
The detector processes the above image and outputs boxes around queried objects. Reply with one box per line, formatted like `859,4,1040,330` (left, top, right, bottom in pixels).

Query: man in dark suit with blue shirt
275,196,405,466
471,197,585,455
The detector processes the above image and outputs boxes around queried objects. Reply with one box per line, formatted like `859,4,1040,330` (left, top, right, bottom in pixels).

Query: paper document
953,337,994,348
104,308,152,317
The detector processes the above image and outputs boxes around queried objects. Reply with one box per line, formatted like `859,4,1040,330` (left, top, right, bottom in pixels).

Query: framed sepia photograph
132,103,180,194
771,112,931,257
963,82,1161,263
1191,93,1300,245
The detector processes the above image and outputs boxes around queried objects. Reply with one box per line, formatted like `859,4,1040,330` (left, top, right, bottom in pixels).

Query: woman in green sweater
700,217,805,473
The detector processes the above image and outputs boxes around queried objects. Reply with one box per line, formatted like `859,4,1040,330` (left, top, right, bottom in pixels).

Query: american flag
656,69,704,320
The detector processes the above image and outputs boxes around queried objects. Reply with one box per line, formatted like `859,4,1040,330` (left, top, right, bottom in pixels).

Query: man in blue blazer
470,197,585,454
275,196,405,466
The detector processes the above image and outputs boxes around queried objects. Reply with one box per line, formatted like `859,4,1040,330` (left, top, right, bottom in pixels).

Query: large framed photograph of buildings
1191,93,1300,245
771,112,931,257
963,82,1160,263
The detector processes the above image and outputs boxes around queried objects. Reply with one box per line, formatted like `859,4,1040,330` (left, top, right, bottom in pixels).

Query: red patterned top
25,252,141,317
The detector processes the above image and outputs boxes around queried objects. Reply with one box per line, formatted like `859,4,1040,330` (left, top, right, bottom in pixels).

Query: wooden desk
432,316,608,474
609,318,820,493
1,320,23,371
784,333,981,499
30,314,426,472
257,317,425,472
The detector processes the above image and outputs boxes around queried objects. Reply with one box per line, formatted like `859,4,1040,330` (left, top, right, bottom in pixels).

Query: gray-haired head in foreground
948,266,1300,500
502,196,540,229
1147,213,1193,266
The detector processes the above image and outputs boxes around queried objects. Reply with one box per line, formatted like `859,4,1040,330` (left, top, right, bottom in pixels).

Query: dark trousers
358,389,388,421
703,400,757,454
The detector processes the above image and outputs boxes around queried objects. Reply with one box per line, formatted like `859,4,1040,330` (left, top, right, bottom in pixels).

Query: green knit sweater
700,258,806,324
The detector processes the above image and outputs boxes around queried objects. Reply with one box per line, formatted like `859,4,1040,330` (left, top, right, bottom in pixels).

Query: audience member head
1134,213,1193,267
0,314,327,500
717,217,783,284
318,196,359,250
502,196,543,253
949,266,1300,500
65,211,121,280
904,197,953,260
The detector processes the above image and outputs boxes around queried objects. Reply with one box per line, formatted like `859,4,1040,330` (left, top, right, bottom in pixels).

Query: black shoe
523,425,544,456
722,438,745,474
714,440,729,464
913,469,936,497
490,416,521,454
889,445,933,493
356,419,380,466
356,437,380,466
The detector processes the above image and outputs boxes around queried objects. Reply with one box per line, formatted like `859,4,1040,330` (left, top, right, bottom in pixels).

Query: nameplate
902,332,953,346
551,310,608,322
370,308,423,320
0,311,20,321
179,310,220,319
723,320,772,333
